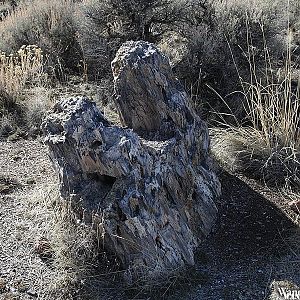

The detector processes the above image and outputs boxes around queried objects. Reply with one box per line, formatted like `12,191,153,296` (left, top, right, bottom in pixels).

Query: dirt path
0,140,299,300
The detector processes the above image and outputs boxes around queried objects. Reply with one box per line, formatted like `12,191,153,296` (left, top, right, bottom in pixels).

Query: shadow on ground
210,171,295,258
127,171,300,300
166,171,299,300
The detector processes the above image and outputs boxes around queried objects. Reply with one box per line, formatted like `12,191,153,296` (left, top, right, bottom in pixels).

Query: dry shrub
0,112,17,137
211,40,300,188
25,86,55,136
77,0,207,79
0,45,45,96
0,86,25,138
0,45,50,138
0,0,81,78
174,0,299,118
211,127,300,188
203,0,300,189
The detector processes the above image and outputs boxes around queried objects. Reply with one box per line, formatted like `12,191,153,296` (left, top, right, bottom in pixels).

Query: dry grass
240,10,300,151
25,183,122,299
37,186,98,298
0,44,49,138
0,138,122,298
0,1,298,298
0,45,46,96
0,0,80,77
210,10,300,189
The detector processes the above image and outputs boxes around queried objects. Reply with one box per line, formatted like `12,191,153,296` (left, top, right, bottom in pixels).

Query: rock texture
42,41,221,281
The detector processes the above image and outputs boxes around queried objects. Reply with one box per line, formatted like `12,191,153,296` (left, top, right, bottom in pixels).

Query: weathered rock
42,41,221,281
111,41,195,140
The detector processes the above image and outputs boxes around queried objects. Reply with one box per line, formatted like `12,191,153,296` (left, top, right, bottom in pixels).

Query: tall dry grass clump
0,45,45,96
212,22,300,188
242,58,300,153
0,45,49,138
24,183,123,299
0,0,80,138
173,0,299,118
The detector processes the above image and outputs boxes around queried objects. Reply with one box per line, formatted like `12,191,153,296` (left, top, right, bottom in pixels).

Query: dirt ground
0,140,58,300
172,172,300,300
0,140,299,300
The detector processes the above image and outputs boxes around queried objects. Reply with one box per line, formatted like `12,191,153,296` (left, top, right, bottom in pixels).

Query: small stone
34,237,52,259
27,289,38,297
12,156,21,162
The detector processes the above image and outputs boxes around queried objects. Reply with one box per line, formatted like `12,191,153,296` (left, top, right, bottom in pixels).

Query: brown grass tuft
210,11,300,189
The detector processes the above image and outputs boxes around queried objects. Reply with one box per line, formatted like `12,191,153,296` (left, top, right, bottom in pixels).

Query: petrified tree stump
42,41,221,281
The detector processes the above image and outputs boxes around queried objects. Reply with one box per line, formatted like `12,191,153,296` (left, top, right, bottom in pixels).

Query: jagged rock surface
42,41,221,280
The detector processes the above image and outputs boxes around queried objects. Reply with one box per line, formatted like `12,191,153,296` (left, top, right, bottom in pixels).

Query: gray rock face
111,41,194,140
42,41,221,281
